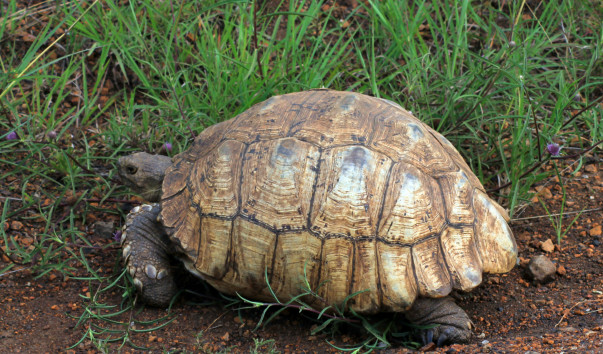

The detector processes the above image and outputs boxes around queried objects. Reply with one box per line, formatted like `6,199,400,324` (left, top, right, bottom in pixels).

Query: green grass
0,0,601,351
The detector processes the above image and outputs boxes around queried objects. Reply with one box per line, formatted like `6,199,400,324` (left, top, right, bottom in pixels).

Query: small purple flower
573,93,581,102
163,142,172,152
112,230,122,242
6,131,18,140
546,143,561,156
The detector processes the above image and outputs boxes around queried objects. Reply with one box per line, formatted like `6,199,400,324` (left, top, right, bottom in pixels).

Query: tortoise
117,89,517,345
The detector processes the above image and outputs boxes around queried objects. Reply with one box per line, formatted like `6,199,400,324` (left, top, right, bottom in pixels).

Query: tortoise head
117,152,173,202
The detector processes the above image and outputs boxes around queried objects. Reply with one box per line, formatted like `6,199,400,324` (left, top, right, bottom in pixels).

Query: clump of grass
359,0,602,215
535,143,585,244
227,267,420,351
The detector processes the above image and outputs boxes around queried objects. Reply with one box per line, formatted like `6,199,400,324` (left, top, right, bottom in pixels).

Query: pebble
527,255,556,283
540,239,555,253
20,237,34,247
94,221,115,239
419,342,436,351
585,164,597,173
221,332,230,341
535,186,553,199
10,220,23,230
556,265,566,275
589,225,601,237
558,326,578,332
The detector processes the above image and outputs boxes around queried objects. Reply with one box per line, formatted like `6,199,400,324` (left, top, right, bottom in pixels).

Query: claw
420,328,434,346
145,264,157,279
157,269,168,280
120,231,127,245
133,278,143,290
436,327,455,347
122,244,131,262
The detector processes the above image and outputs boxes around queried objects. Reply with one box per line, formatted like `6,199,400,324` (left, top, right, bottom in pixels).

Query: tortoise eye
126,166,138,175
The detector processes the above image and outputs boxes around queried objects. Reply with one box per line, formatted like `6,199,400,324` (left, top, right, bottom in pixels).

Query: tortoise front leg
121,204,177,307
405,297,473,346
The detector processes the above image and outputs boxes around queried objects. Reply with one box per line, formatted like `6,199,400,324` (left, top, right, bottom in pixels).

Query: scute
473,190,517,273
440,227,483,291
438,170,475,224
289,92,380,147
225,94,297,143
310,145,391,238
412,237,452,297
378,163,446,244
190,140,245,217
160,89,516,315
240,138,319,230
370,109,459,175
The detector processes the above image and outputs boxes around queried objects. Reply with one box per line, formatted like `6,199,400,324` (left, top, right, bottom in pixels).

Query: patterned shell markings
160,90,517,314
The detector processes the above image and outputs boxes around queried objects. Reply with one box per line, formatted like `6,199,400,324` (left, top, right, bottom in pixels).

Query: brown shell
161,89,517,314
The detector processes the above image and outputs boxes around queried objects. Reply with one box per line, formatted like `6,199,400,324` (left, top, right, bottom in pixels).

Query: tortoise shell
160,89,517,313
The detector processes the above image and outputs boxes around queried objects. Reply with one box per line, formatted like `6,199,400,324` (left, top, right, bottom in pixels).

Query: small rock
556,265,566,275
585,164,597,173
589,225,602,236
94,221,115,239
558,326,578,333
540,239,555,253
221,332,230,341
10,220,23,230
20,237,34,247
535,186,553,199
527,255,556,283
419,342,436,351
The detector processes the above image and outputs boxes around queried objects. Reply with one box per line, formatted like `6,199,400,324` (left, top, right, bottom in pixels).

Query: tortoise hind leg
121,203,177,307
405,297,473,346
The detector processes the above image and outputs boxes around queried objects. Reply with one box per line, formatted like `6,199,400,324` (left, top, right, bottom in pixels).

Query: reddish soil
1,1,602,353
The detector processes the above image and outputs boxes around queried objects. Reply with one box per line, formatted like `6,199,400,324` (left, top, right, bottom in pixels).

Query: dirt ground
1,1,602,353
